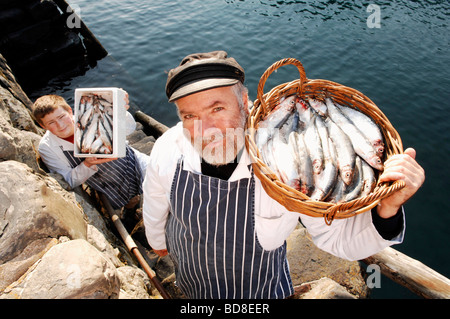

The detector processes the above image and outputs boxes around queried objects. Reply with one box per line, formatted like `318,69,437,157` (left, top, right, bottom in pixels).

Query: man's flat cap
166,50,245,102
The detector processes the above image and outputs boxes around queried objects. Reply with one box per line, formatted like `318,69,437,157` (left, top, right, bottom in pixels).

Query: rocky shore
0,0,371,299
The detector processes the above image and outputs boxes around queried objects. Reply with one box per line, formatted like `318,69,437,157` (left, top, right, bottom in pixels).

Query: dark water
39,0,449,298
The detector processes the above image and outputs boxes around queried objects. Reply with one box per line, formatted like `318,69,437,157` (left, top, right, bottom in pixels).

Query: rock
286,224,369,298
0,54,34,112
0,85,44,173
2,239,120,299
0,160,87,289
87,224,123,268
127,125,155,156
293,277,357,299
0,15,159,300
0,238,58,291
130,135,155,156
117,265,156,299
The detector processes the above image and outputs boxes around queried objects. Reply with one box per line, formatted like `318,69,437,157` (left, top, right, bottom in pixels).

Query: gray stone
2,239,120,299
294,277,357,299
0,161,87,289
286,223,369,298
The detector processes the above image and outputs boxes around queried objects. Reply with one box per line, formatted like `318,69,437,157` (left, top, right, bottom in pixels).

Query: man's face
40,107,75,139
176,86,248,165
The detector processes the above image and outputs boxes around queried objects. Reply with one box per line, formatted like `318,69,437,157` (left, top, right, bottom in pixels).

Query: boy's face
40,107,75,139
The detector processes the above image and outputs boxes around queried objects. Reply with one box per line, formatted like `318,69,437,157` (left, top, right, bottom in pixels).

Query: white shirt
143,122,404,261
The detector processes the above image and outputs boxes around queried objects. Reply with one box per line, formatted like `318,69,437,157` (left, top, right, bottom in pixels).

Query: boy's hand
83,157,118,168
153,249,168,257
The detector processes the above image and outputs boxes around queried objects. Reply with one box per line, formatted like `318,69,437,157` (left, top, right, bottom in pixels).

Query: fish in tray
255,93,385,203
76,93,114,155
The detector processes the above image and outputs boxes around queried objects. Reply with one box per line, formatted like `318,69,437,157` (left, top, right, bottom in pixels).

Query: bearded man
142,51,425,299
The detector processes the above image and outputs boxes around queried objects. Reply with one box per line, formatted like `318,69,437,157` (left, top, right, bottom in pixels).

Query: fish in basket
256,94,382,202
245,58,405,224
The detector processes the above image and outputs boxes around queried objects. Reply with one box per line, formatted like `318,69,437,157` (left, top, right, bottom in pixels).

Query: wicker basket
245,58,405,224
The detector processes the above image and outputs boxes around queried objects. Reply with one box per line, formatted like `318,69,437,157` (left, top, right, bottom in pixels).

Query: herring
308,98,327,116
291,132,314,195
255,93,383,204
325,117,356,185
325,98,383,170
304,115,324,175
337,104,384,157
310,116,338,201
256,94,296,148
361,158,377,196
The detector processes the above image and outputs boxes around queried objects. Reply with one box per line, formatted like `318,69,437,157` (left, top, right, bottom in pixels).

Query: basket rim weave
245,58,405,224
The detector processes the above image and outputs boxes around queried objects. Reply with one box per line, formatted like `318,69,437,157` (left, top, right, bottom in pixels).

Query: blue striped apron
62,145,143,209
166,157,293,299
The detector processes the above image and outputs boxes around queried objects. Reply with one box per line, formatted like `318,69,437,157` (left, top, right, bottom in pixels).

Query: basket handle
256,58,307,114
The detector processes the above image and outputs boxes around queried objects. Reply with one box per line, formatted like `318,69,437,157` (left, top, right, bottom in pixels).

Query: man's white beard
186,112,246,166
198,127,245,165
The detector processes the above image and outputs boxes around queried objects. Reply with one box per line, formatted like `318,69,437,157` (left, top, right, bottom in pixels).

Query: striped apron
62,145,143,209
166,157,293,299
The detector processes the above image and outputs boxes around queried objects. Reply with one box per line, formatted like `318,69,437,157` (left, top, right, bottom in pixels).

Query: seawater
35,0,449,298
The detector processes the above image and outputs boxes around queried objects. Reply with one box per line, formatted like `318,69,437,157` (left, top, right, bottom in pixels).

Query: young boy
32,94,149,209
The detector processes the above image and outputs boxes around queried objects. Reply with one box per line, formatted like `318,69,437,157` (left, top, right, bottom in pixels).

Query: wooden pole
134,111,169,139
100,194,171,299
362,247,450,299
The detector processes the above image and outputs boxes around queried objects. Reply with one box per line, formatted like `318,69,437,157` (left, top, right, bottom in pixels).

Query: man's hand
153,249,168,257
83,157,118,168
376,147,425,218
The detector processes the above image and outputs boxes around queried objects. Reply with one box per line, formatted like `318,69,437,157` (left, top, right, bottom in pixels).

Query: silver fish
98,145,112,154
361,158,377,196
310,154,338,201
326,117,356,185
256,94,297,147
79,101,93,129
310,117,338,201
327,176,345,203
272,133,300,189
325,98,383,170
337,104,384,158
89,136,104,154
81,113,99,153
308,98,327,116
342,156,364,202
78,97,86,120
98,119,112,152
291,132,314,195
303,115,324,175
295,98,312,131
279,109,299,139
101,113,113,139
